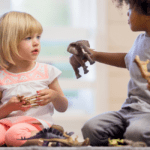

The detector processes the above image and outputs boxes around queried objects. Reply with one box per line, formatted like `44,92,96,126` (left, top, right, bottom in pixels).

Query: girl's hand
36,89,57,106
7,96,31,112
36,78,68,112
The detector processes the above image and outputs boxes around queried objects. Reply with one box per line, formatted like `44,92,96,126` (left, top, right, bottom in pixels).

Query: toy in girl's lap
67,40,95,79
17,95,41,107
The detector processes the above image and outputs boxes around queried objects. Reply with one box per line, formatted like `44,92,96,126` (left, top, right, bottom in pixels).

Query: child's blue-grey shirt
122,33,150,112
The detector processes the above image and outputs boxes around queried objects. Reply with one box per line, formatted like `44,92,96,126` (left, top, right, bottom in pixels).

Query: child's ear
145,15,150,21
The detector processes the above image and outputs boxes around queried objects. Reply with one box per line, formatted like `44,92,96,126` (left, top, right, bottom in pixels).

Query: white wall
0,0,11,14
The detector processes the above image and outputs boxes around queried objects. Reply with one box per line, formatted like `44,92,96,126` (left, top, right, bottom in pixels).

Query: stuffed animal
67,40,95,79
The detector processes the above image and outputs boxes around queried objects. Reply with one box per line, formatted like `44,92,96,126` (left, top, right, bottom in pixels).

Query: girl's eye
37,36,41,39
25,37,31,40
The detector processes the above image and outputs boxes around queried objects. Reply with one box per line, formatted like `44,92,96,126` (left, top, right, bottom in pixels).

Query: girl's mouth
32,49,39,54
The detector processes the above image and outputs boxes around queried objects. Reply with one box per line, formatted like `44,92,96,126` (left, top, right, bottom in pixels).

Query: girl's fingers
22,108,31,112
21,105,31,111
37,89,51,95
36,95,49,101
37,99,49,106
21,101,26,104
21,104,31,108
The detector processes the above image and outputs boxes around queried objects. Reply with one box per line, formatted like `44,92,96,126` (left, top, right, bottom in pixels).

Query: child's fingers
36,100,44,106
21,101,26,104
37,99,49,106
15,100,25,105
36,95,51,106
21,105,31,111
36,95,49,101
37,90,43,95
37,89,51,95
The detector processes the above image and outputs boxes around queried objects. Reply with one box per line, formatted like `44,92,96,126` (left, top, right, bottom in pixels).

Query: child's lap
0,124,9,145
0,122,41,147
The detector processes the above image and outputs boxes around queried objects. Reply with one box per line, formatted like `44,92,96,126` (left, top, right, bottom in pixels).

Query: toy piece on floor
17,95,41,107
67,40,95,79
108,138,147,147
18,124,90,147
134,55,150,81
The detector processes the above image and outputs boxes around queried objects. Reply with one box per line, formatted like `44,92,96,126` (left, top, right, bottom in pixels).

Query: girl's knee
0,124,9,146
5,123,39,147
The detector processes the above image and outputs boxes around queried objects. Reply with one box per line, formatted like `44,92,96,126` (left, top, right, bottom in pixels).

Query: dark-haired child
80,0,150,146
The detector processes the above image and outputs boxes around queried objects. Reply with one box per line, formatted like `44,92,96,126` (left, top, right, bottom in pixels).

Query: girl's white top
0,62,62,128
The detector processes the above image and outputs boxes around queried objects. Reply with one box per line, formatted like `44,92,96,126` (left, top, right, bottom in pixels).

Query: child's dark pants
82,107,150,146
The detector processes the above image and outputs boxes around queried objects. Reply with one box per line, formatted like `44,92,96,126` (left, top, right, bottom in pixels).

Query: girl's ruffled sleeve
47,65,62,85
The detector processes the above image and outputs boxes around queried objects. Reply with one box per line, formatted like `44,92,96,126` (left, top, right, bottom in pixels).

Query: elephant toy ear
67,42,77,53
76,40,90,47
67,40,92,56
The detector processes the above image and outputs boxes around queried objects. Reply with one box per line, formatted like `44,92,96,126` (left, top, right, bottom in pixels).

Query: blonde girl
0,11,68,147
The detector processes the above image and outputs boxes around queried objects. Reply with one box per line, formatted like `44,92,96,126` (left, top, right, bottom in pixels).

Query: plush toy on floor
67,40,95,79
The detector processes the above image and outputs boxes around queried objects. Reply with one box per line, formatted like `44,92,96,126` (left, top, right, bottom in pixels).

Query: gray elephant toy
67,40,95,79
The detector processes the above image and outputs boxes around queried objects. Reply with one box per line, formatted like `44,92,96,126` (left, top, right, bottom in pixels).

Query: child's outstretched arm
67,41,127,68
36,78,68,112
91,50,127,68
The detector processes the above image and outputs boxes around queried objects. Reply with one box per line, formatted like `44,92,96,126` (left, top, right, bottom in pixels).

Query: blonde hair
0,11,43,69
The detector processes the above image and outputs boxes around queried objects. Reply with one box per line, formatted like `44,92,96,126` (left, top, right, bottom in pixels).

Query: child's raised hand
7,96,31,112
36,89,57,106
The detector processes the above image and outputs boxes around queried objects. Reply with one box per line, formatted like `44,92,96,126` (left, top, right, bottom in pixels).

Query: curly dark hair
112,0,150,15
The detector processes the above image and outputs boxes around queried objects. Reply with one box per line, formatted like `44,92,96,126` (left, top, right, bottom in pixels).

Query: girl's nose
33,38,39,46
